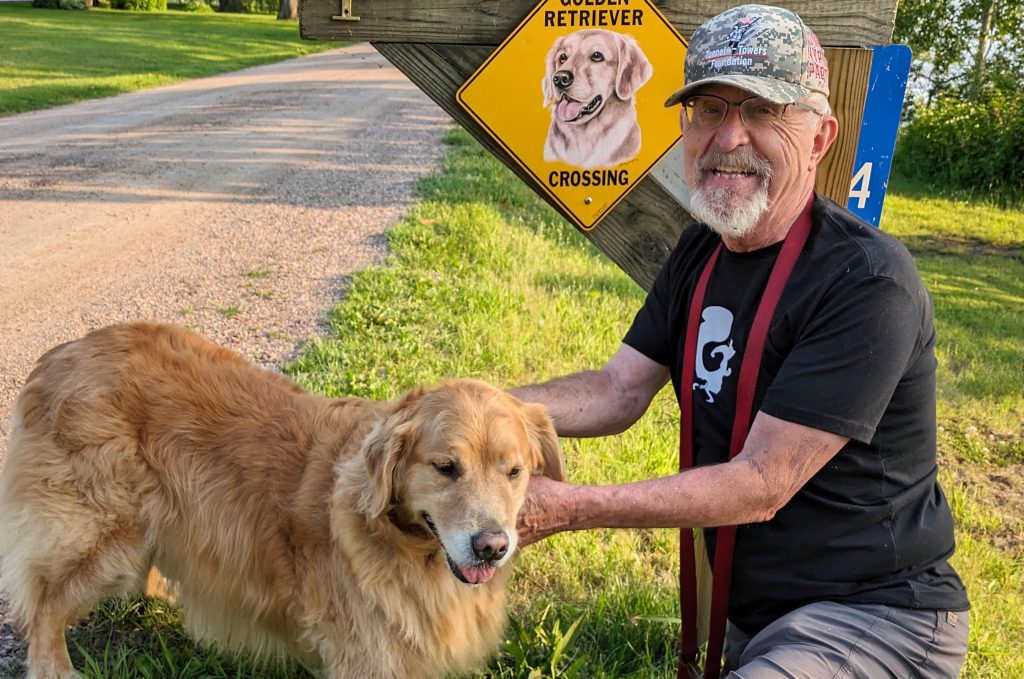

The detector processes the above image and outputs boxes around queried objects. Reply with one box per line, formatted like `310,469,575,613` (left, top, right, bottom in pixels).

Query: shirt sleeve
760,271,931,444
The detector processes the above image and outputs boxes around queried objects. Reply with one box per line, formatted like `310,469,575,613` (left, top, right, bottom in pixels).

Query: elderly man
513,5,970,677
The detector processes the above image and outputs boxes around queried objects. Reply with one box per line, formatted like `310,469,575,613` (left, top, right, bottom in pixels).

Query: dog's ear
355,388,424,518
541,36,564,107
615,33,653,101
522,403,565,481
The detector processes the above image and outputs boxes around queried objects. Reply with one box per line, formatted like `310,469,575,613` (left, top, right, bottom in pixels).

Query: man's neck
721,191,815,253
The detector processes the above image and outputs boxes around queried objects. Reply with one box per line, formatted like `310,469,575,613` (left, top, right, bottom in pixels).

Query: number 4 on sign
849,162,871,210
845,44,911,228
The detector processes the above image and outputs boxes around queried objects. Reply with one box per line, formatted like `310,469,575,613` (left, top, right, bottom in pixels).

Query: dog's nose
552,70,574,90
472,529,509,562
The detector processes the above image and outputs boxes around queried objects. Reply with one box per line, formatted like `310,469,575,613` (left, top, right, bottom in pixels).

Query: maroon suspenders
677,240,721,679
677,201,814,679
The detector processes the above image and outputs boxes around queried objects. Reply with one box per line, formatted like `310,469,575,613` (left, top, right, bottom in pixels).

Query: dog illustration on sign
542,29,653,168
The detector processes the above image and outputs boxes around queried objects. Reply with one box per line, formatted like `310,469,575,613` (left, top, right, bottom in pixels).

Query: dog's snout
471,529,509,562
552,70,574,90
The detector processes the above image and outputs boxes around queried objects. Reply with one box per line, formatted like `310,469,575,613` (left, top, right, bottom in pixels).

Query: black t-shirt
623,196,969,634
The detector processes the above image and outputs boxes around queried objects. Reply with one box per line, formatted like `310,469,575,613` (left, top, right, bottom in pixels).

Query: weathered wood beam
301,0,898,49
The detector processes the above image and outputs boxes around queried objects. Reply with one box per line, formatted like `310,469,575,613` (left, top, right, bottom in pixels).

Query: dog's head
351,380,563,585
541,29,653,123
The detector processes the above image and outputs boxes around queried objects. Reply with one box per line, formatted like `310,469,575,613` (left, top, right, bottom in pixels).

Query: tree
894,0,1023,103
277,0,297,20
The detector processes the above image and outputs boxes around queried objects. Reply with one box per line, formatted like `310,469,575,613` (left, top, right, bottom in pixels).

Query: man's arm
510,343,670,437
517,411,848,546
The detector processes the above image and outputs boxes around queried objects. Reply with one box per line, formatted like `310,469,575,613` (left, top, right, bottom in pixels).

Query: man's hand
516,475,579,548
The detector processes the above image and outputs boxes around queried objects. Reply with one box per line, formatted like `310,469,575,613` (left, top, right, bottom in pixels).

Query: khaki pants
724,601,969,678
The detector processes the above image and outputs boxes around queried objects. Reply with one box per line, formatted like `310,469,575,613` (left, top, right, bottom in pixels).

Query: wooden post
301,1,897,48
817,48,874,206
299,0,897,290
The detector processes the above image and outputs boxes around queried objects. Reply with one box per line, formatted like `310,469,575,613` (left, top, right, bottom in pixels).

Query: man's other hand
516,475,579,548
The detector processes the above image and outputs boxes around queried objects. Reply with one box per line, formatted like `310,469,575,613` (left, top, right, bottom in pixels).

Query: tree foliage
110,0,165,9
893,0,1023,201
894,92,1024,202
895,0,1023,102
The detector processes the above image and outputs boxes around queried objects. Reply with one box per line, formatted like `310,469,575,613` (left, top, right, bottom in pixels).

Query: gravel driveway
0,43,449,672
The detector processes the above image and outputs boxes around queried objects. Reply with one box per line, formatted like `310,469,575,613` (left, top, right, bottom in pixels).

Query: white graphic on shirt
693,306,736,403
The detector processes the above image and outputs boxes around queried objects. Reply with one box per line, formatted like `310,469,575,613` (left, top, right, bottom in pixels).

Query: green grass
66,597,310,679
887,171,1024,213
0,4,337,117
9,124,1021,675
881,180,1024,467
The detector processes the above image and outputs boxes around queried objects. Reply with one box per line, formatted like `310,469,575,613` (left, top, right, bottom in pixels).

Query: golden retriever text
544,0,644,28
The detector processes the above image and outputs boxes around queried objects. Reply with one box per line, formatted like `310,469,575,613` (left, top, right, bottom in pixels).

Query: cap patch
701,15,769,72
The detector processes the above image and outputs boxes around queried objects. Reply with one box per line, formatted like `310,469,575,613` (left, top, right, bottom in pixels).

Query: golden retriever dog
542,29,653,168
0,322,564,679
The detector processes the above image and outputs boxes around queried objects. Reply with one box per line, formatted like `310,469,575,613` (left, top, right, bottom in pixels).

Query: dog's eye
558,53,567,64
590,51,604,62
508,466,523,480
433,461,460,479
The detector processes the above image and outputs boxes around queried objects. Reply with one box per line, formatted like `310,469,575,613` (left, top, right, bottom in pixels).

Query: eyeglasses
681,94,823,130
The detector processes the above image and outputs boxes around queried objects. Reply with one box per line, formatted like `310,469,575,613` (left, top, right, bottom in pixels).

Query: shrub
895,93,1024,205
32,0,88,8
110,0,166,10
182,0,213,11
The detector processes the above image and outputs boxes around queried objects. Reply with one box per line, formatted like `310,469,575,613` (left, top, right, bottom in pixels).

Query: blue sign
846,45,912,227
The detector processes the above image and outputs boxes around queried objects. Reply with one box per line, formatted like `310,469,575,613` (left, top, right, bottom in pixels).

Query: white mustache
696,149,773,181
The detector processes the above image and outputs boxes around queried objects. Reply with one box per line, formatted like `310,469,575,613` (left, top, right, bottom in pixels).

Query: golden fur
542,29,653,168
0,322,564,679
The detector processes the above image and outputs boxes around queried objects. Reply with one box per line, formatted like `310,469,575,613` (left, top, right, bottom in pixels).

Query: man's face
681,83,831,241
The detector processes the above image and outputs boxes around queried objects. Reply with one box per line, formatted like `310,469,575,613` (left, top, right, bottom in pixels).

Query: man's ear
523,402,565,482
809,114,839,170
354,388,423,518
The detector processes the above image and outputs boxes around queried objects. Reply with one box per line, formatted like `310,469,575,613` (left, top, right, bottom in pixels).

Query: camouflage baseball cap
664,4,829,107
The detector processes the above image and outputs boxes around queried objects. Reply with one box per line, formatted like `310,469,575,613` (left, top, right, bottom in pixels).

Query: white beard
689,182,770,239
689,148,772,239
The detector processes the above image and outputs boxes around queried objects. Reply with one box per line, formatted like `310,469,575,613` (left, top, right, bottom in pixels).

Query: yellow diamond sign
457,0,687,231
